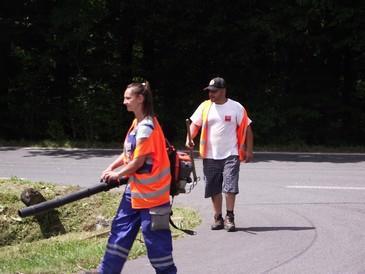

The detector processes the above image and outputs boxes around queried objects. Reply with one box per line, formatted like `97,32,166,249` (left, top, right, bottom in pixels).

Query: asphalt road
1,147,365,274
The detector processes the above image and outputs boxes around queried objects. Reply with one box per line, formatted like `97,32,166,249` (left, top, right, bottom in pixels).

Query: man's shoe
211,214,224,230
224,214,236,232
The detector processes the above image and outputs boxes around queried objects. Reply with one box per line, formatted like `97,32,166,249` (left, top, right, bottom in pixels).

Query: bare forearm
117,157,145,178
190,123,200,140
245,126,254,151
186,123,200,147
101,155,146,182
106,154,125,171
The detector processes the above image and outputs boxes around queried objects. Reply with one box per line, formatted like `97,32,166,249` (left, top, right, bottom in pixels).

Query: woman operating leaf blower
98,81,177,274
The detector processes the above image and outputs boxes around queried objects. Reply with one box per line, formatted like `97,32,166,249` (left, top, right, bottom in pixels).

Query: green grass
0,178,201,273
1,234,106,273
0,232,151,273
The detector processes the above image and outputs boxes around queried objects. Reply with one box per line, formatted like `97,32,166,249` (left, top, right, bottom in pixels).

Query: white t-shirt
190,99,251,160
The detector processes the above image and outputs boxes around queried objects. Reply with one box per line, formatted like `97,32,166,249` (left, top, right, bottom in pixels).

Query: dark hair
126,81,154,116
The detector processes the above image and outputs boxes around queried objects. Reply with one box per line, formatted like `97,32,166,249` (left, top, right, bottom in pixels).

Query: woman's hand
101,170,121,184
100,153,126,182
100,167,112,182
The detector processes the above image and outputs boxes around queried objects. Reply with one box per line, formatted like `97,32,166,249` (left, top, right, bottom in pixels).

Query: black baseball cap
203,77,226,91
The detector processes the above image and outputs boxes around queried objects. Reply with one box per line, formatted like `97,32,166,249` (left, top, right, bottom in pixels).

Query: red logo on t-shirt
225,115,231,122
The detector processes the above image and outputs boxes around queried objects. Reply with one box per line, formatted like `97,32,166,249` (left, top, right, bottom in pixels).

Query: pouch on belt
150,205,171,231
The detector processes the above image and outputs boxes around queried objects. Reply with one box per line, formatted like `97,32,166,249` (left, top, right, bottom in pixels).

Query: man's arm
244,125,254,162
186,122,200,148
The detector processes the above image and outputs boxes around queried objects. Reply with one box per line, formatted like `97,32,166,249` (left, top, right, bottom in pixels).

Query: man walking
186,77,253,232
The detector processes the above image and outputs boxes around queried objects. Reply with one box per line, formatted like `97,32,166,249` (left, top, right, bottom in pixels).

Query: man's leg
203,158,225,230
210,193,224,229
225,192,236,212
222,156,240,232
212,193,223,216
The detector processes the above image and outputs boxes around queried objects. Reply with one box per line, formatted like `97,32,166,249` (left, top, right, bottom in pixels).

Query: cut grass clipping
0,177,201,273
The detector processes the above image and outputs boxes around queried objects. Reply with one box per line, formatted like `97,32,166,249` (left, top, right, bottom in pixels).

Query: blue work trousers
98,186,177,274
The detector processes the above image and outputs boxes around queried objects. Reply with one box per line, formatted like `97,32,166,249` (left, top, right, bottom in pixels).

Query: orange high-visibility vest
126,117,171,209
198,100,250,161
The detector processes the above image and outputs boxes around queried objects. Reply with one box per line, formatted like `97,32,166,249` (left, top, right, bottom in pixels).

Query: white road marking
287,185,365,190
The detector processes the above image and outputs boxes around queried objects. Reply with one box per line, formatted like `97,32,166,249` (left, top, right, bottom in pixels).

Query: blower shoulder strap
169,211,196,236
169,198,196,236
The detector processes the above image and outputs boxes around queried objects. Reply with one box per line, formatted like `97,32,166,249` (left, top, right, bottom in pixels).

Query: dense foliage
1,0,364,146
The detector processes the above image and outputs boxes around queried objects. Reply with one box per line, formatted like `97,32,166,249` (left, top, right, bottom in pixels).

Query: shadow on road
237,226,316,234
23,149,121,160
0,147,18,151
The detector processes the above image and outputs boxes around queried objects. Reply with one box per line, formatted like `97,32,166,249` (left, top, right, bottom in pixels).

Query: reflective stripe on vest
131,183,170,199
128,167,170,185
199,100,212,158
237,108,249,161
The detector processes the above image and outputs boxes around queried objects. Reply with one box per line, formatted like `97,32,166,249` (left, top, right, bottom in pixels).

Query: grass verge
0,178,201,273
